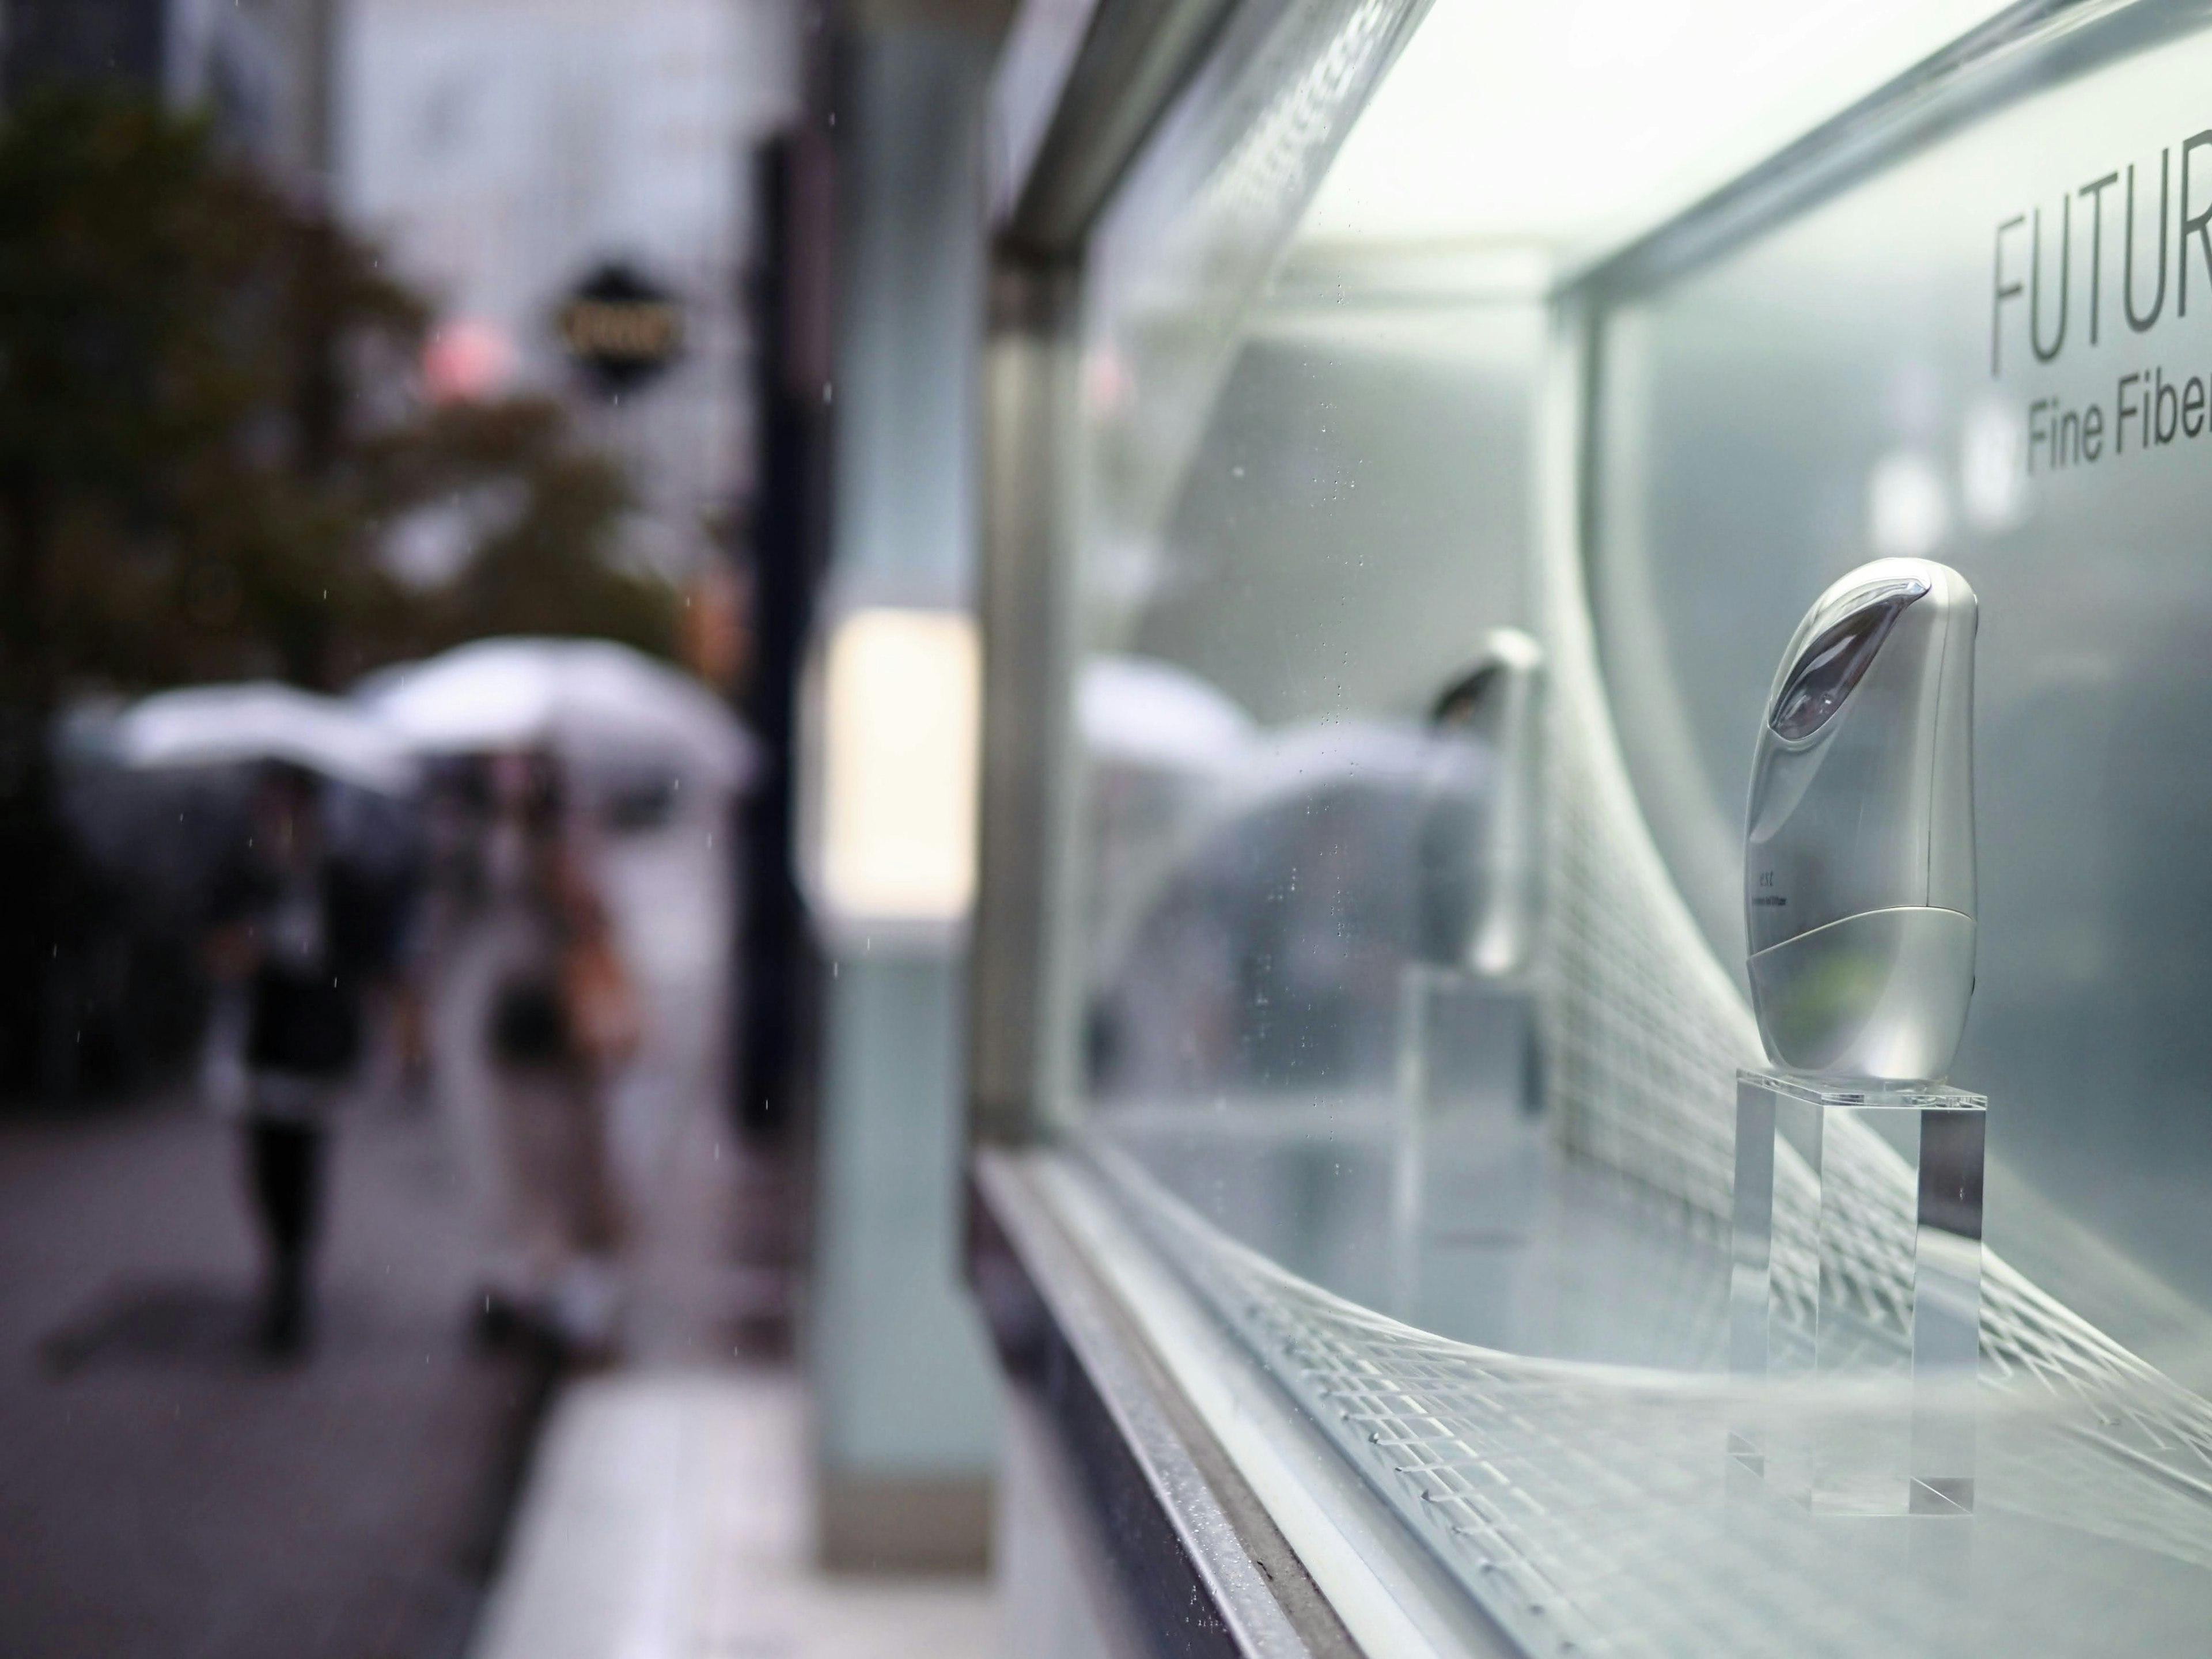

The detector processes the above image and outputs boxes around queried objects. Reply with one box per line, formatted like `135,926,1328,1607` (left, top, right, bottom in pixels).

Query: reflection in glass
1766,578,1925,741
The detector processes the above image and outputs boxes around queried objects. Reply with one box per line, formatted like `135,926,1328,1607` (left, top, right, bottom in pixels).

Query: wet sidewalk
0,1042,999,1659
0,1092,550,1659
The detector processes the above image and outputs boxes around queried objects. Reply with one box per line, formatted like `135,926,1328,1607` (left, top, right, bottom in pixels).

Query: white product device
1455,628,1544,980
1744,557,1977,1081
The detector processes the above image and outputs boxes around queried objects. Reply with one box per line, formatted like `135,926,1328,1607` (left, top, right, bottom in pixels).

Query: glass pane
1069,0,1548,1321
1061,1,2212,1652
1591,15,2212,1387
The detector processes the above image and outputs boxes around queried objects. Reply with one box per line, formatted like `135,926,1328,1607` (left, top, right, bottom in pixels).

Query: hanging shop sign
556,261,683,396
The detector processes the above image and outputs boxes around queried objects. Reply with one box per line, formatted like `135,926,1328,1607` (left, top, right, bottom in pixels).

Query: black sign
556,261,683,396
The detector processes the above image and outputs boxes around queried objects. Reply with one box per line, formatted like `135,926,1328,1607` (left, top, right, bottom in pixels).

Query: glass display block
1729,1068,1985,1516
1388,964,1543,1318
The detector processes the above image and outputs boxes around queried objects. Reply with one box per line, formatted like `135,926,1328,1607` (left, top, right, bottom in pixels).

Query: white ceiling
1298,0,2019,263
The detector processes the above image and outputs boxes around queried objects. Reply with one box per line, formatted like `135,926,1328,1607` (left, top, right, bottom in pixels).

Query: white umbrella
116,681,419,794
360,637,757,791
1079,655,1253,775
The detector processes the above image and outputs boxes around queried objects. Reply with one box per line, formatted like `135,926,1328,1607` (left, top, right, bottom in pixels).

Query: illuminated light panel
818,608,981,925
1298,0,2017,260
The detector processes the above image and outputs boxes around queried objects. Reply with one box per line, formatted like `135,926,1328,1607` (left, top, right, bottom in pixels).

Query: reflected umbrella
1091,716,1492,1100
1079,654,1254,774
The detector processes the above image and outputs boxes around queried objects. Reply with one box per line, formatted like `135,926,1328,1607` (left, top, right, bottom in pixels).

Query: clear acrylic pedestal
1388,964,1543,1319
1729,1068,1985,1516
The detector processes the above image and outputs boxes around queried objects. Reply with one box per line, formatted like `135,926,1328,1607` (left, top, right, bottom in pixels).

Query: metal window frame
969,1149,1525,1658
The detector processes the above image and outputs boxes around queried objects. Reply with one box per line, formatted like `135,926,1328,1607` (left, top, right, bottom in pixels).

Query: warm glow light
422,317,515,403
817,609,980,925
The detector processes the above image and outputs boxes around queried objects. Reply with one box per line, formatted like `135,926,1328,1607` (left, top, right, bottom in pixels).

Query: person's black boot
258,1260,311,1359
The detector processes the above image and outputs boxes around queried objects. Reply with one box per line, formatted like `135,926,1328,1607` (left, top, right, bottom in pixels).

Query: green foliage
362,399,678,666
0,88,676,709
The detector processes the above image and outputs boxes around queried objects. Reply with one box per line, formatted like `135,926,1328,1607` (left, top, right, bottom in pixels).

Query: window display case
972,2,2212,1652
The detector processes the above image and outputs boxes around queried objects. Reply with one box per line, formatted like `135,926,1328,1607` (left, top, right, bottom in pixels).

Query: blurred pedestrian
427,753,638,1359
207,764,408,1355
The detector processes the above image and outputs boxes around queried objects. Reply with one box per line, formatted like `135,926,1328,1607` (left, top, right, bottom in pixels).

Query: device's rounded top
1766,559,1974,743
1807,556,1976,624
1476,626,1544,674
1430,627,1543,727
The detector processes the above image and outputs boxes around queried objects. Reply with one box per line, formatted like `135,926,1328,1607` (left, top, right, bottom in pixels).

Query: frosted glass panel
1590,13,2212,1388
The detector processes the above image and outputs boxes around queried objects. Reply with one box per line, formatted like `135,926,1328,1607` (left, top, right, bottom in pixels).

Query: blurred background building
340,0,795,583
5,0,334,179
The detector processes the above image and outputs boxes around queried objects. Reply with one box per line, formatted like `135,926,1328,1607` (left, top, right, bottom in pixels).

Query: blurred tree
364,399,678,663
0,90,676,1096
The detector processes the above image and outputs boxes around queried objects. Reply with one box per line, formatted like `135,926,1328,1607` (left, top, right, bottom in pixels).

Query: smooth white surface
471,1370,998,1659
1299,0,2017,259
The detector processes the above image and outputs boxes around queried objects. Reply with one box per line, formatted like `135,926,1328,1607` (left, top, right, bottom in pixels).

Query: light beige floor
471,1370,999,1659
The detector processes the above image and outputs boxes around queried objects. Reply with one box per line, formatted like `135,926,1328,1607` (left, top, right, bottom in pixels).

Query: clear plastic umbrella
358,637,757,791
1078,654,1253,775
116,681,420,794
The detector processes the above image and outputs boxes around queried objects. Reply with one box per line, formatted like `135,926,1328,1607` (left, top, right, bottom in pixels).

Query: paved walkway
472,1370,998,1659
461,1028,998,1659
0,821,1001,1659
0,1092,550,1659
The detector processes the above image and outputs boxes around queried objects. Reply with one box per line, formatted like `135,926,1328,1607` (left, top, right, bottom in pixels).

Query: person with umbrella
362,639,739,1356
421,749,638,1359
119,685,419,1356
